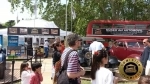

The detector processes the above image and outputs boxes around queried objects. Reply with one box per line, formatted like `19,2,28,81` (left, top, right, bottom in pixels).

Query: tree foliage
9,0,150,36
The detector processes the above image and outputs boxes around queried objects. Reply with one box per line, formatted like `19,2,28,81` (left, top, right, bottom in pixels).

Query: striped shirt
61,47,80,84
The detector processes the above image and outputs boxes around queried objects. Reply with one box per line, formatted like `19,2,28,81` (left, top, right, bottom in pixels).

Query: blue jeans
44,47,49,57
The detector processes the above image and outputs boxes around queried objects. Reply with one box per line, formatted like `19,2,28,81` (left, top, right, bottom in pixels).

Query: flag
71,1,76,20
71,8,76,19
16,13,18,24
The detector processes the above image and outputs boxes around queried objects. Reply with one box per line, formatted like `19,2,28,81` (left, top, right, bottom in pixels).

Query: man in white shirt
89,38,105,55
44,40,49,58
89,38,105,63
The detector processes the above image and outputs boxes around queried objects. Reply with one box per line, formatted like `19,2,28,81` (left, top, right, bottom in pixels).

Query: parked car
109,39,143,61
78,38,120,68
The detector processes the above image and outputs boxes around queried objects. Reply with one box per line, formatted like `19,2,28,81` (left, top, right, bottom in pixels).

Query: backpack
56,50,78,84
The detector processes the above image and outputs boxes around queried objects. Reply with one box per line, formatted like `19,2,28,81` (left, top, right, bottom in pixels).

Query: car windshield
127,42,143,48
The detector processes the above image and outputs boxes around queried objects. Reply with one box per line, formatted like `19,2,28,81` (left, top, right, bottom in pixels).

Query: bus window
135,24,147,29
92,24,101,28
114,24,124,28
147,25,150,29
102,24,112,28
125,24,135,28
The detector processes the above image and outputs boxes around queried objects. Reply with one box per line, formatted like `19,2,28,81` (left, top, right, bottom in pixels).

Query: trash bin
0,53,6,79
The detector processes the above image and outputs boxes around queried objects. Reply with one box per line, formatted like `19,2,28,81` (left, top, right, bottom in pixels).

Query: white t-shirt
91,67,114,84
89,41,104,55
44,41,49,47
21,70,32,84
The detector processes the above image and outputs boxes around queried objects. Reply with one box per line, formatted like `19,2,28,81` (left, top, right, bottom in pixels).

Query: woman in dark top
52,42,62,67
51,42,61,80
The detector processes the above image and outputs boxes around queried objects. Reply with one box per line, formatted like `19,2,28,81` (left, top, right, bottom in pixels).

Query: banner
7,46,21,57
19,37,25,54
8,36,19,46
8,27,60,36
92,28,149,36
0,35,3,46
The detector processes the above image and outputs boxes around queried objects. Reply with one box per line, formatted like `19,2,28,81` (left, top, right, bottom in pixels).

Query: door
115,41,128,60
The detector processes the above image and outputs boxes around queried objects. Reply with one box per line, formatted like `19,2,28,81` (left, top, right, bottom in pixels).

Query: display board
8,36,19,46
92,28,150,36
7,27,60,36
7,46,21,57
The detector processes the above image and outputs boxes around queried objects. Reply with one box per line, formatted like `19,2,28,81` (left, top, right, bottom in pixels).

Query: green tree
8,0,150,36
4,20,15,28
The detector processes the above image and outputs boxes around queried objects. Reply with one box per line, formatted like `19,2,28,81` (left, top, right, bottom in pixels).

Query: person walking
44,40,49,58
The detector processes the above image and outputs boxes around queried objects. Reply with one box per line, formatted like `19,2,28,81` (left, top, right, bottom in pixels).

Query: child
20,62,32,84
30,62,43,84
91,50,118,84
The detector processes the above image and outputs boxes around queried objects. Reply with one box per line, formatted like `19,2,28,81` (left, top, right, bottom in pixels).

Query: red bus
86,20,150,39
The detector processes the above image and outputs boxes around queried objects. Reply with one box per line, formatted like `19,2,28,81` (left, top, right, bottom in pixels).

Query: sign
28,28,42,35
93,28,149,36
119,58,143,80
8,36,19,46
8,27,60,36
7,46,21,57
0,35,3,46
50,28,60,35
19,27,28,35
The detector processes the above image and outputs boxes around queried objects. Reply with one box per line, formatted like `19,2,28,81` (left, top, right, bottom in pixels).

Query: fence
0,47,43,84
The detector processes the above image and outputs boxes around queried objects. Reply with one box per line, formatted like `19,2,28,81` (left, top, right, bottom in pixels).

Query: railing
0,47,43,84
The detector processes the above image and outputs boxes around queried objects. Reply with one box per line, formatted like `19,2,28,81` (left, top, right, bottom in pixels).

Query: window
114,24,124,28
147,25,150,29
102,24,112,28
135,24,147,29
117,42,125,47
92,24,101,28
125,24,135,28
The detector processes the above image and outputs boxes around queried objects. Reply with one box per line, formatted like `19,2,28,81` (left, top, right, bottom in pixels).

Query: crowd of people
19,33,150,84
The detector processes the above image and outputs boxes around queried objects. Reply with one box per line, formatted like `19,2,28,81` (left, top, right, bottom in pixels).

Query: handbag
57,50,78,84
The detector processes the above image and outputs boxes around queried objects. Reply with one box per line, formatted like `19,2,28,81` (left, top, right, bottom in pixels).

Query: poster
7,46,21,57
50,28,60,35
18,37,25,55
19,28,28,35
0,35,3,46
8,36,19,46
28,28,42,35
8,27,19,35
42,28,50,35
92,28,149,36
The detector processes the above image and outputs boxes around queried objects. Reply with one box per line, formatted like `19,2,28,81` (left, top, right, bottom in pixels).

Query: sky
0,0,66,23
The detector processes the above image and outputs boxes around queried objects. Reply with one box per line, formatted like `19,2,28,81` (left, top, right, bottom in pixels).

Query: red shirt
30,72,43,84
